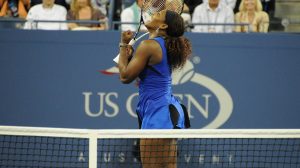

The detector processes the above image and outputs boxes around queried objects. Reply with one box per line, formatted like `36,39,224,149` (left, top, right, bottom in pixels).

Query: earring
155,28,160,34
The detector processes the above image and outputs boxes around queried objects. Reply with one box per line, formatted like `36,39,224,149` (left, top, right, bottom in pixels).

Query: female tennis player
118,9,192,168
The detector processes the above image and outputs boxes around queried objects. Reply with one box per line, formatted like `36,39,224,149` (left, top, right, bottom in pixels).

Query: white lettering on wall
126,93,138,118
174,94,211,119
83,92,212,120
83,92,119,117
104,92,119,117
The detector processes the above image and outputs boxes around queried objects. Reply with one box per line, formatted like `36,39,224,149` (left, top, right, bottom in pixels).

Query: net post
89,131,98,168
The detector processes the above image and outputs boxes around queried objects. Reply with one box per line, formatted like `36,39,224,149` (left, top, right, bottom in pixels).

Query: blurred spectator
185,0,202,15
67,0,107,30
235,0,269,32
0,0,30,18
120,0,146,31
191,0,234,33
23,0,68,30
223,0,237,9
65,0,107,15
234,0,274,15
90,0,108,16
203,0,237,10
181,3,192,31
30,0,69,10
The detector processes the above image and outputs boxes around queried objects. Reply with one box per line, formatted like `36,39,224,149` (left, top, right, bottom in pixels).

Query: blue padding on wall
0,30,299,128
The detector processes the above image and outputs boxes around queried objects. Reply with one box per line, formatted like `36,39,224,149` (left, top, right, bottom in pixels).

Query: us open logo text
83,57,234,129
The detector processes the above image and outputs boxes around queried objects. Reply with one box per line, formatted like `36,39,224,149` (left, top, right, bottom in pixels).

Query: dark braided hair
165,10,192,71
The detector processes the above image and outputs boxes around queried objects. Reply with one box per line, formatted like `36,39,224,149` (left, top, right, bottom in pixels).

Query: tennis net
0,126,299,168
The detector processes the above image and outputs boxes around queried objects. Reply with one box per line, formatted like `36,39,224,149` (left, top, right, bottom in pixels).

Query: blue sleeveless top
136,37,185,129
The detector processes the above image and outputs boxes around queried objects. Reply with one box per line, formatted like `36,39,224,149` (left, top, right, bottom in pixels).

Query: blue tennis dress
136,37,185,129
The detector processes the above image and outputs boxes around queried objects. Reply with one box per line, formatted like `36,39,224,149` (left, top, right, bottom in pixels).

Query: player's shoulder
137,39,161,54
139,39,158,48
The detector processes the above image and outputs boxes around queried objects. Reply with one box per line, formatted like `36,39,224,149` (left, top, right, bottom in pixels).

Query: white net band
0,126,300,168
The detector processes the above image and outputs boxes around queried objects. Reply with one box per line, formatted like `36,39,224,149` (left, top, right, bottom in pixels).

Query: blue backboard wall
0,30,299,129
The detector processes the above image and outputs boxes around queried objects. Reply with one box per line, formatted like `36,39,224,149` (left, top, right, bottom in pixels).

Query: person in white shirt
223,0,237,9
120,0,147,32
192,0,234,33
203,0,237,10
24,0,68,30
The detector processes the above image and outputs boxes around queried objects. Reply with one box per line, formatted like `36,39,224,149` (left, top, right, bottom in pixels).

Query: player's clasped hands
120,30,134,59
121,30,134,44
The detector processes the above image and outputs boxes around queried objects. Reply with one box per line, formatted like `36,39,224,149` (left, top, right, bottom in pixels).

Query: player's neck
149,32,158,39
148,28,167,39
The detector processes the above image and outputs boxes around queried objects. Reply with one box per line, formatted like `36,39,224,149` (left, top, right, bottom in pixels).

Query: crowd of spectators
0,0,108,29
190,0,269,33
23,0,68,30
0,0,275,32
